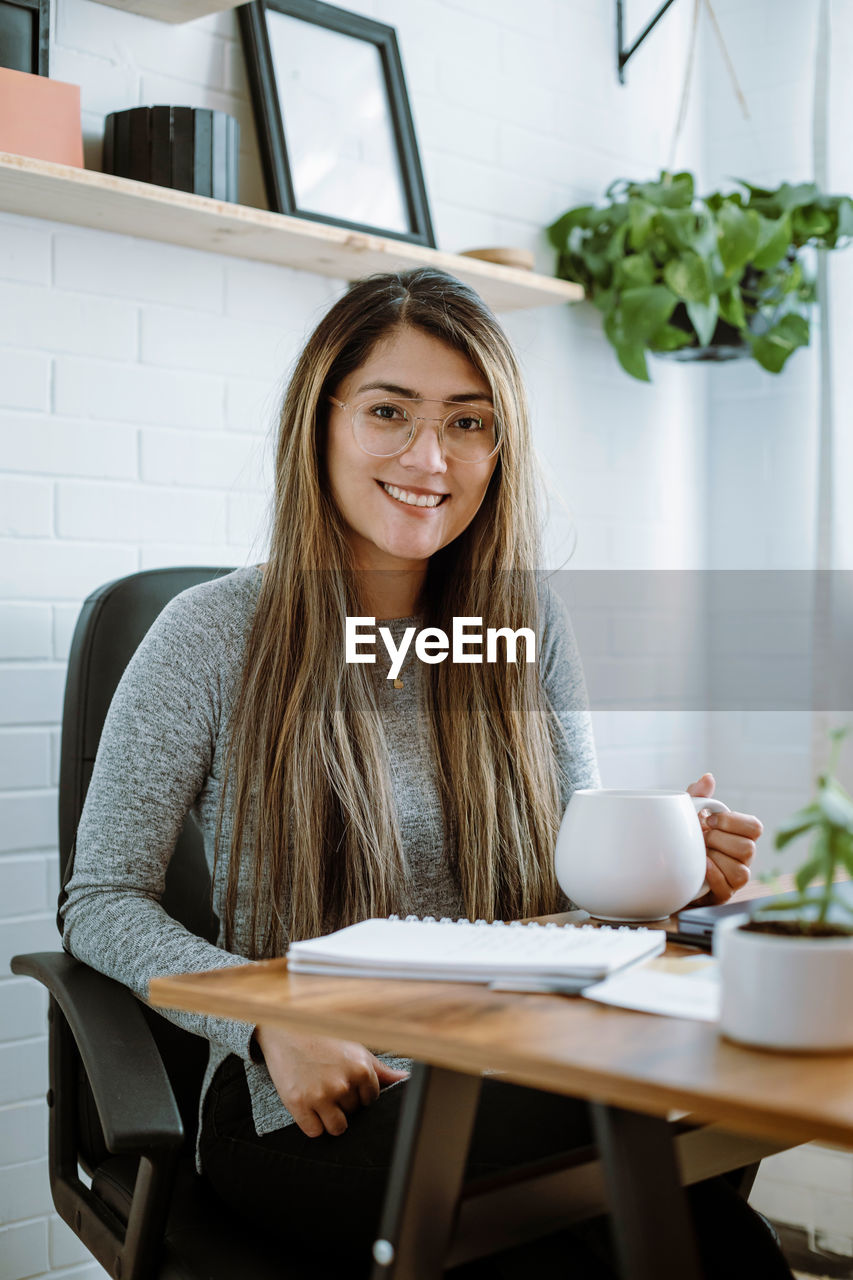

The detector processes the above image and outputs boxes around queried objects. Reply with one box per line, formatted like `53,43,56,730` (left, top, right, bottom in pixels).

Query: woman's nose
400,419,448,472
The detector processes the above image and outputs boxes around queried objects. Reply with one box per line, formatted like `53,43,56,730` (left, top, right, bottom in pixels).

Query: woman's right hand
253,1024,409,1137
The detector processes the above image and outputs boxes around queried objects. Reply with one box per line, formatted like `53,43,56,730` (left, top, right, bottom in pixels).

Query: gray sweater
60,566,599,1170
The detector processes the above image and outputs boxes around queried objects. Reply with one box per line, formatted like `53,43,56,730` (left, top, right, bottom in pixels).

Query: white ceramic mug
554,789,731,922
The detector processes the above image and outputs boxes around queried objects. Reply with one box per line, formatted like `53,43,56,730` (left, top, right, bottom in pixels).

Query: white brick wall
0,0,848,1274
695,0,853,1250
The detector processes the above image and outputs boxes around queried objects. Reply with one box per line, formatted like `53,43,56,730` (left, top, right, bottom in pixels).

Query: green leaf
836,196,853,239
603,222,631,263
718,284,746,329
795,852,826,894
546,205,595,250
646,233,674,266
627,171,694,209
691,208,720,258
777,258,805,296
818,784,853,831
758,181,818,214
792,205,834,243
587,203,631,232
591,287,615,314
775,802,821,848
620,285,678,342
733,178,776,200
568,241,611,286
663,252,712,303
716,204,762,275
657,208,702,252
752,214,792,270
614,343,650,381
614,252,657,289
648,323,694,352
628,200,656,250
603,305,653,382
751,312,810,373
686,295,719,346
841,837,853,876
667,171,696,206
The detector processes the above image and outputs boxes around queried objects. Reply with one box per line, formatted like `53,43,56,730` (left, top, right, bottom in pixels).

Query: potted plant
716,728,853,1052
546,170,853,382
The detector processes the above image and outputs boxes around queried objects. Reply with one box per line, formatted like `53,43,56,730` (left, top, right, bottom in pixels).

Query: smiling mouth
378,481,449,509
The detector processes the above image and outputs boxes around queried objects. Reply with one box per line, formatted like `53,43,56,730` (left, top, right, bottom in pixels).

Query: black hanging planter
652,303,751,363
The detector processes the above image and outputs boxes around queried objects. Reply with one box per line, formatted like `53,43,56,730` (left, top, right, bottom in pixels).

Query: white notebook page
287,916,666,983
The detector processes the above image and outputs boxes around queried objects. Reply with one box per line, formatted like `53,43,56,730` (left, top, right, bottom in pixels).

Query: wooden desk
148,896,853,1280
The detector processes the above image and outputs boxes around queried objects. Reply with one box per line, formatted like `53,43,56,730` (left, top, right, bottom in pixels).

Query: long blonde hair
215,268,567,956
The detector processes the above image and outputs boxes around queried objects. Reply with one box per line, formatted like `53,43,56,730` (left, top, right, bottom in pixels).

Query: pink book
0,67,83,167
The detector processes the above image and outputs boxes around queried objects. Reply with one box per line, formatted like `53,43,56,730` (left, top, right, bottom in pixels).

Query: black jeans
199,1055,794,1279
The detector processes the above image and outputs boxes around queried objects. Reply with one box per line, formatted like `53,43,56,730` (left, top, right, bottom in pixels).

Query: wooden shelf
92,0,250,24
0,152,581,312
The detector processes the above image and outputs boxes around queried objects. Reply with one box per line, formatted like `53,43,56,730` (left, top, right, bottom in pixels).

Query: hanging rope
668,0,750,171
703,0,750,119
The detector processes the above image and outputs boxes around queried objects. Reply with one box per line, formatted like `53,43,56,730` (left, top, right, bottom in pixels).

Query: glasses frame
327,394,502,464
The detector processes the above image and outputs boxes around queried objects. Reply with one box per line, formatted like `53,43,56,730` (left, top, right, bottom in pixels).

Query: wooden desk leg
371,1063,482,1280
591,1103,703,1280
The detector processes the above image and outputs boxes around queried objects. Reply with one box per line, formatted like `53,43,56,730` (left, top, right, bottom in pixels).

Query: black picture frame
238,0,435,247
0,0,50,77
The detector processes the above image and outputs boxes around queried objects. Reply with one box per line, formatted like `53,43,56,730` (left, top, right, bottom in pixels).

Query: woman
61,268,786,1278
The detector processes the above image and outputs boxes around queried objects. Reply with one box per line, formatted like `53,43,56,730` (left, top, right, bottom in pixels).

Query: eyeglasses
328,395,502,464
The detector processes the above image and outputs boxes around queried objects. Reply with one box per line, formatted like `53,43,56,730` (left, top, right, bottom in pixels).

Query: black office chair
12,566,768,1280
11,567,343,1280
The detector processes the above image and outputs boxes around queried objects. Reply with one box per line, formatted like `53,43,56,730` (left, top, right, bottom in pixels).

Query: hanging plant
546,170,853,382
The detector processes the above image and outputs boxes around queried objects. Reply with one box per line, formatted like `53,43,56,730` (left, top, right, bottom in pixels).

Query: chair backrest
57,567,236,1149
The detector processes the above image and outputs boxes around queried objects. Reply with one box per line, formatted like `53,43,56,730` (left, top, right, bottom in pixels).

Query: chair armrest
12,951,183,1154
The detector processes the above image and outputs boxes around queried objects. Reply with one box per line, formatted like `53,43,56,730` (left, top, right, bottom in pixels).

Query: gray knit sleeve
60,588,257,1061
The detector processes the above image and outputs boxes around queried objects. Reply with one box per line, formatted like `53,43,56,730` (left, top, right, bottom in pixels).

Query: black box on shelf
103,106,240,202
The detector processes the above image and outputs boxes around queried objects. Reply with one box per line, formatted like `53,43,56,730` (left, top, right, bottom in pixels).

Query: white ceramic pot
715,914,853,1051
554,788,730,922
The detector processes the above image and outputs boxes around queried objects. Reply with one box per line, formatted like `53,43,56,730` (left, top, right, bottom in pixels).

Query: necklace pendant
393,678,404,689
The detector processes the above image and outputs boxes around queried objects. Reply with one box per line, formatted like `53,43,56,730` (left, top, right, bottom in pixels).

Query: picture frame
238,0,435,247
0,0,50,76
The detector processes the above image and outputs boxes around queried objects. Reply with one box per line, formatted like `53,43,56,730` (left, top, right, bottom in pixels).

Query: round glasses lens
353,401,413,457
442,408,498,461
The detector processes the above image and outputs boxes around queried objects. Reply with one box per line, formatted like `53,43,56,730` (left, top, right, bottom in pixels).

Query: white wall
695,0,853,1257
694,0,820,857
1,0,849,1273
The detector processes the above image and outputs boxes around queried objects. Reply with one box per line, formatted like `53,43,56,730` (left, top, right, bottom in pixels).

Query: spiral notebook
286,915,666,986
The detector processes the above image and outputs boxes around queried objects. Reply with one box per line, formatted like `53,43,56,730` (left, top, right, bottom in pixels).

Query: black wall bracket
616,0,678,84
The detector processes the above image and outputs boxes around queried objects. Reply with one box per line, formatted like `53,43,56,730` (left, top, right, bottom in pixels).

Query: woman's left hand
686,772,762,906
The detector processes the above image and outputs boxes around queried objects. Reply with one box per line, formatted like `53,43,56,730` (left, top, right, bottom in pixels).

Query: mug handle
690,797,731,899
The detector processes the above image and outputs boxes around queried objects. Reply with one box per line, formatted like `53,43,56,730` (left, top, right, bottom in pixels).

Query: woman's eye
452,415,483,432
371,403,406,421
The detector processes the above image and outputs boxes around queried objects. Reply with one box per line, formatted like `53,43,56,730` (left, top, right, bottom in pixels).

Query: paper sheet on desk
582,955,720,1022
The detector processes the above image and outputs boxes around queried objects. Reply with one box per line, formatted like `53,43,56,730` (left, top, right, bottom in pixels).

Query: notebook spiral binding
386,914,650,934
